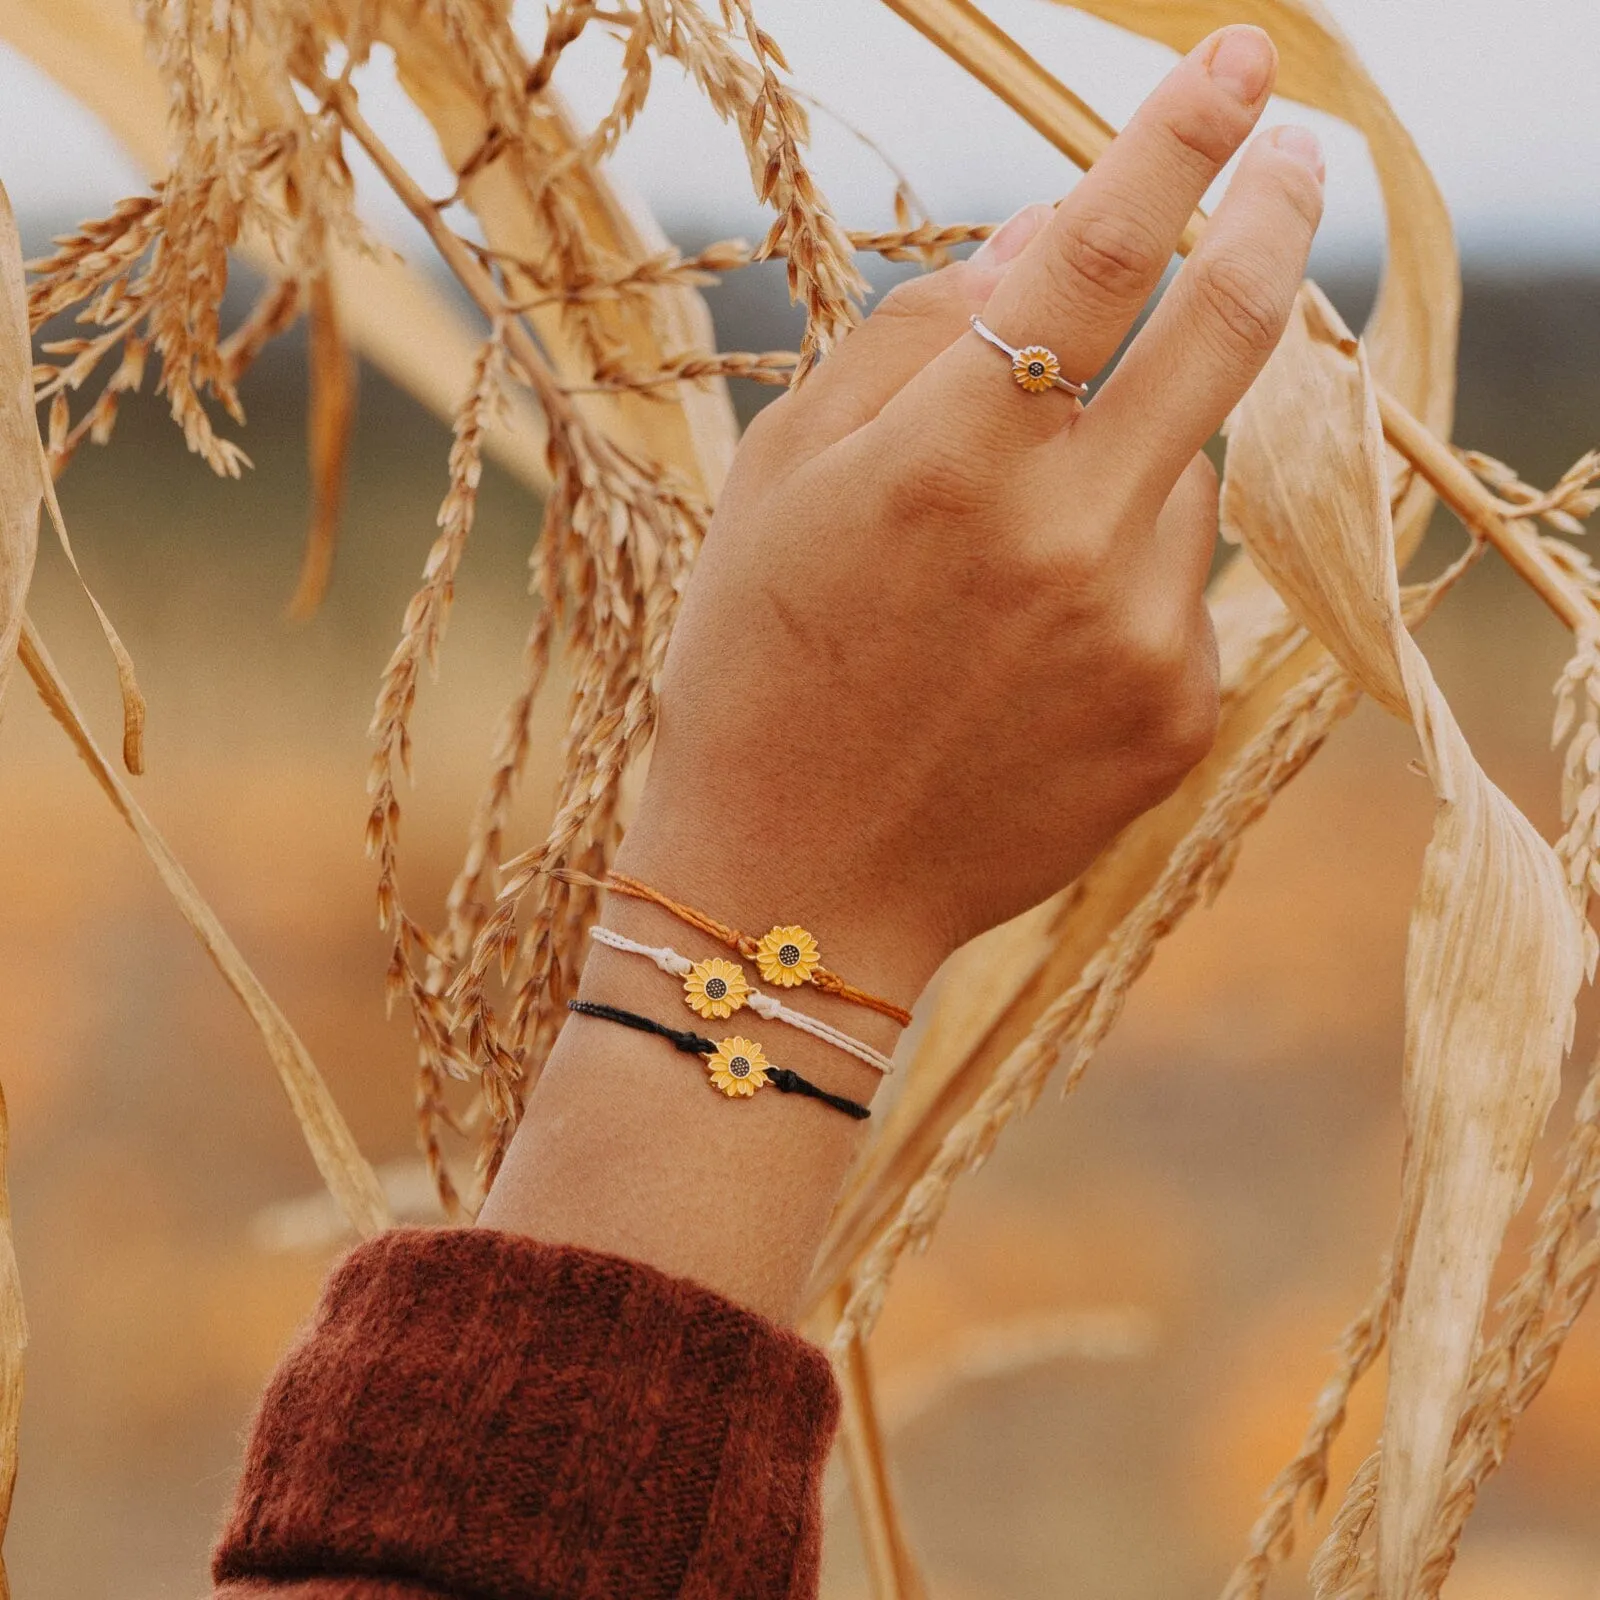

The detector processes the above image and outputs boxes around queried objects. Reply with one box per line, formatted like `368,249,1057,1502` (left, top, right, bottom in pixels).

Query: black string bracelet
567,999,872,1121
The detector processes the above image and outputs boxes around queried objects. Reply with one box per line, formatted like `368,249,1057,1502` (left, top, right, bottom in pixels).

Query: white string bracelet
587,924,897,1075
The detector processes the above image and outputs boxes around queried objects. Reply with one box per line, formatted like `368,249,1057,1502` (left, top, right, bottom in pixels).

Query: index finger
1082,123,1326,500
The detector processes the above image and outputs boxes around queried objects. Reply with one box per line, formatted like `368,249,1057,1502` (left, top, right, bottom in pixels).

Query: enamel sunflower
683,956,751,1020
706,1036,771,1098
754,924,821,988
1011,345,1060,394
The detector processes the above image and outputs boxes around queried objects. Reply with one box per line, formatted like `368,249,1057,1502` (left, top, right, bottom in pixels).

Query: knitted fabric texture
212,1228,840,1600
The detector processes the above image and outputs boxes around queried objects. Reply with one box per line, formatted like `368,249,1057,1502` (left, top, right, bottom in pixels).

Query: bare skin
478,24,1325,1323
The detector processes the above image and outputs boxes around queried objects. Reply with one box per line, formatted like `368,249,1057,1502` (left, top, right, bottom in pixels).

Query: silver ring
969,315,1089,398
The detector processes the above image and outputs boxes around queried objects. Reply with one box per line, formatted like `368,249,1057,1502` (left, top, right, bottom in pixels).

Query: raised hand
619,24,1324,1003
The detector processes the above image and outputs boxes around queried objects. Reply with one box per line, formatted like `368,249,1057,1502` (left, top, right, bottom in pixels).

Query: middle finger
949,24,1280,452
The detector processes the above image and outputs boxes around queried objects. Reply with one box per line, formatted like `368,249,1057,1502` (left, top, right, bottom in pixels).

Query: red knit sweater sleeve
211,1228,840,1600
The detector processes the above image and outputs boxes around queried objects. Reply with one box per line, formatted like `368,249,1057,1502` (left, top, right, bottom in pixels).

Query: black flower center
1028,360,1045,378
778,942,802,967
704,975,728,1000
729,1055,752,1078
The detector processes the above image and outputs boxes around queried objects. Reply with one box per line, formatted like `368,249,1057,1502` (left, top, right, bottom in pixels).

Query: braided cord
762,1066,874,1121
589,925,694,979
567,1000,871,1121
587,925,896,1075
568,998,713,1055
603,871,914,1027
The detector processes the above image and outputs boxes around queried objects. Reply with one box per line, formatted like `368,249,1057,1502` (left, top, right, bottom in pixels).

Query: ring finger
898,23,1282,460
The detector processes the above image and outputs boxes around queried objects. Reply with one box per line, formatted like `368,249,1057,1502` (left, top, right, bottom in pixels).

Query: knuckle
1048,522,1117,588
872,270,962,327
880,438,986,525
1058,208,1167,305
728,395,799,484
1125,617,1220,778
1133,626,1189,700
1030,481,1142,591
1165,100,1246,169
1185,449,1220,496
739,395,788,451
810,382,877,446
1163,665,1222,772
1277,161,1327,233
1190,251,1289,358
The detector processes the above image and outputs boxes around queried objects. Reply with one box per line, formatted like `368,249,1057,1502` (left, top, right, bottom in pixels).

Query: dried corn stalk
833,1287,931,1600
0,179,34,1600
289,273,357,619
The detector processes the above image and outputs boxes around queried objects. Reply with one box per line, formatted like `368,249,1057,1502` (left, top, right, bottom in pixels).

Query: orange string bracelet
600,870,914,1028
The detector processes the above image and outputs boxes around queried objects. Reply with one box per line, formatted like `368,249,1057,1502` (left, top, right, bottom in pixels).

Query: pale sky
0,0,1596,269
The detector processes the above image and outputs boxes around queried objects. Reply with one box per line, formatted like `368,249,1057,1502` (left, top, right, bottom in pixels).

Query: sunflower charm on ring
1012,345,1061,394
969,317,1089,399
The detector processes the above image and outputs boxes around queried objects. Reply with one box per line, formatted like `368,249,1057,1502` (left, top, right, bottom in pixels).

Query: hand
618,24,1324,1007
488,25,1323,1320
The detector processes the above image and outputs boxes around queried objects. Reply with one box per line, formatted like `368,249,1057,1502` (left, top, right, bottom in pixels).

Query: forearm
477,812,941,1323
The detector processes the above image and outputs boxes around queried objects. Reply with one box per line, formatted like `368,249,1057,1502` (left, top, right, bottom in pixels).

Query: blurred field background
3,3,1600,1596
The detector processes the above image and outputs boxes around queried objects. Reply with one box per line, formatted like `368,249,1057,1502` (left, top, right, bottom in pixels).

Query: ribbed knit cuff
213,1228,839,1600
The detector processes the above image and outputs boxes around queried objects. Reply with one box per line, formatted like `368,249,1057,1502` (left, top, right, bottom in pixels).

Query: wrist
482,784,925,1324
614,787,949,1019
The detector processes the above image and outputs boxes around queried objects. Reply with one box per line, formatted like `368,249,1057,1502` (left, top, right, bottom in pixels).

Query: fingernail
971,203,1050,271
1206,25,1275,105
1270,124,1325,181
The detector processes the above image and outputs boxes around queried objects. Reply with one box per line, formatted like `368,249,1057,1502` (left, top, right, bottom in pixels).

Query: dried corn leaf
1220,283,1583,1600
0,178,32,1600
0,0,551,495
0,180,36,712
36,443,147,770
18,619,392,1240
0,1083,23,1600
833,1286,929,1600
815,0,1458,1316
288,273,357,620
7,142,148,774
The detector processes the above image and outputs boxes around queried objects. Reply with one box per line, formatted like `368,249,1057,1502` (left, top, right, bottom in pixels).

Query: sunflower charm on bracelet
707,1036,771,1098
1012,345,1061,394
755,924,822,988
683,956,751,1020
